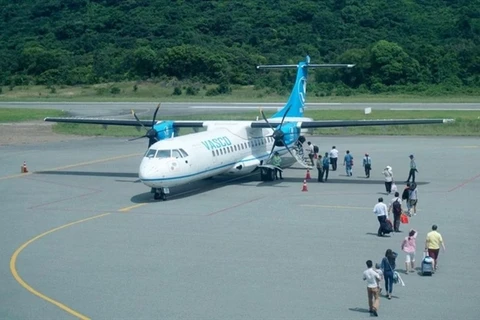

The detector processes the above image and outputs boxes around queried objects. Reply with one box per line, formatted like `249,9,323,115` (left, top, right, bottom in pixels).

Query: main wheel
154,192,161,200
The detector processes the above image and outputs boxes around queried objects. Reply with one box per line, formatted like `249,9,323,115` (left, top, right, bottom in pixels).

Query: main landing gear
152,187,169,201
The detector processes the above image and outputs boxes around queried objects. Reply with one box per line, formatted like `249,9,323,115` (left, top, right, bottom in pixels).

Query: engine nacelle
153,121,175,140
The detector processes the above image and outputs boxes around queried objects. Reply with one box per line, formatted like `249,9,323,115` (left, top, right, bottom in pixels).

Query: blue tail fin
271,57,310,119
256,56,354,119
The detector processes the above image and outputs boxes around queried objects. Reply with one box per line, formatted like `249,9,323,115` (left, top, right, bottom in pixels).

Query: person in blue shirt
363,153,372,178
322,152,330,182
343,150,354,176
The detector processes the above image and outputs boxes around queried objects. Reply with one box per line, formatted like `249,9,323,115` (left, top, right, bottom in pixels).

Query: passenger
401,229,417,274
425,224,446,271
381,249,398,300
363,260,381,317
329,146,339,171
388,191,403,232
322,152,330,182
383,166,393,194
408,182,418,215
373,197,389,237
316,154,324,182
363,153,372,178
343,150,353,176
305,141,314,165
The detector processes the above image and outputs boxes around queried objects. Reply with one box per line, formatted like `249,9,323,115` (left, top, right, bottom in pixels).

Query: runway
1,135,479,319
1,102,480,118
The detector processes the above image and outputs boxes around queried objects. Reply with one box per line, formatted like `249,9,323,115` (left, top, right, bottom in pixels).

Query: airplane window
179,148,189,157
220,149,224,155
229,146,233,152
212,151,215,157
172,150,182,158
216,150,219,156
155,150,171,158
234,145,237,151
145,149,156,158
248,142,251,147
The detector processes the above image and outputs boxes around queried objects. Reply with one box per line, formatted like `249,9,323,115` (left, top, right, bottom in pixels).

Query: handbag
400,213,409,224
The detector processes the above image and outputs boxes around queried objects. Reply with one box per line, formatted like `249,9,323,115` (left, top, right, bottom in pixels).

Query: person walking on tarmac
271,152,283,180
406,154,418,183
343,150,354,176
316,154,324,182
329,146,339,171
322,152,330,182
363,153,372,178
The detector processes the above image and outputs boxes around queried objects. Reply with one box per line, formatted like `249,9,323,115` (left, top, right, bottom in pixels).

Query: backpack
392,199,402,215
313,145,319,153
402,188,409,200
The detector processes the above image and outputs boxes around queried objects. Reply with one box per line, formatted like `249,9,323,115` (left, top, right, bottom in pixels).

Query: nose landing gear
152,187,169,201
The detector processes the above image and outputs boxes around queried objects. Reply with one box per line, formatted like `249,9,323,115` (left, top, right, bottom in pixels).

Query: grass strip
0,108,65,122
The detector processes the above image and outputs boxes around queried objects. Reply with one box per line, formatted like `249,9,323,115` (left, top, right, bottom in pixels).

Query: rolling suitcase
422,252,434,276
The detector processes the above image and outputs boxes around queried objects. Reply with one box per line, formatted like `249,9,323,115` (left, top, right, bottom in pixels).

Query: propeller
129,103,161,147
260,106,298,162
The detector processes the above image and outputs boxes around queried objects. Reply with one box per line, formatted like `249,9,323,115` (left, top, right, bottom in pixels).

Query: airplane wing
44,117,205,128
251,118,454,128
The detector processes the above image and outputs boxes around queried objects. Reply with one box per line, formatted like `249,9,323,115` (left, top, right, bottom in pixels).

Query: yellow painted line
0,153,142,181
118,203,146,212
10,212,112,320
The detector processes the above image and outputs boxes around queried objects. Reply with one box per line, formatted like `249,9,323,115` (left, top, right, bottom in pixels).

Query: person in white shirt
305,141,314,165
329,146,339,171
363,260,380,316
383,166,394,194
373,197,389,237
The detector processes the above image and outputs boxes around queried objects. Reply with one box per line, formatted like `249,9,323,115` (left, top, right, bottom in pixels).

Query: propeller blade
266,143,276,163
131,110,148,132
280,105,291,127
260,108,275,131
128,135,147,141
284,142,297,160
151,103,160,127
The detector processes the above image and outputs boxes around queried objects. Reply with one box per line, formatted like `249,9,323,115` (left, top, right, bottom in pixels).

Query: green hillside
1,0,479,95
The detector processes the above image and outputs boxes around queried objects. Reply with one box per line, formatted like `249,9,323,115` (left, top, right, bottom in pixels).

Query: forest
0,0,479,96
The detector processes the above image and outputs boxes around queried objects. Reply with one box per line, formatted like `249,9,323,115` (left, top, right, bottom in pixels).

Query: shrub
172,87,182,95
110,86,121,94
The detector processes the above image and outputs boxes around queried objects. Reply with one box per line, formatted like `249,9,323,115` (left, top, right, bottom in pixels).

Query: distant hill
1,0,479,93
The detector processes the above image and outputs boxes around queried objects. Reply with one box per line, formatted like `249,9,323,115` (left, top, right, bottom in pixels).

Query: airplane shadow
130,173,262,203
320,179,431,186
35,170,139,179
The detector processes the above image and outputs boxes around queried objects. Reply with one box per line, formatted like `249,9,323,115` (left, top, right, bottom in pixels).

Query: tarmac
1,135,479,319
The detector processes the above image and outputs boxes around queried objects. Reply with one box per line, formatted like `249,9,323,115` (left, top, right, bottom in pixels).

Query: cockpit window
179,148,188,157
145,149,156,158
172,150,182,158
155,150,171,158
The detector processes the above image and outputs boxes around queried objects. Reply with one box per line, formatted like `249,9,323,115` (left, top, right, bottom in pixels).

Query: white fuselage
138,120,300,188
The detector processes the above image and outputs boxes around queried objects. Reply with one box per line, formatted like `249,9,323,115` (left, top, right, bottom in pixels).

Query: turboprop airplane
45,56,453,200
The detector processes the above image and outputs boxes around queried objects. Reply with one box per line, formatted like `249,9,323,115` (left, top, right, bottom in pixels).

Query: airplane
45,56,453,201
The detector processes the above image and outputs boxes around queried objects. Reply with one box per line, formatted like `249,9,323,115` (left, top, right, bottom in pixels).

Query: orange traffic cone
305,169,311,180
21,161,28,173
301,179,308,192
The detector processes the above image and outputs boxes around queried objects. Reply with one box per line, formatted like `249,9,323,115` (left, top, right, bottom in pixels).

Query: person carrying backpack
389,192,403,232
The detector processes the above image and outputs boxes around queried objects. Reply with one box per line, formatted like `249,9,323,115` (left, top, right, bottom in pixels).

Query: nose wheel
152,188,169,201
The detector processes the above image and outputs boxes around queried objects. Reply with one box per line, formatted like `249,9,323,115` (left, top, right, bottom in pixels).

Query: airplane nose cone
139,158,163,181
